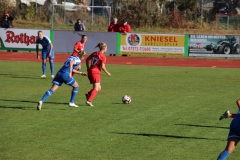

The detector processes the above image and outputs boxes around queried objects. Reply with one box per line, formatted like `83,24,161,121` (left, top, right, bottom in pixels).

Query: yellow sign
120,34,185,55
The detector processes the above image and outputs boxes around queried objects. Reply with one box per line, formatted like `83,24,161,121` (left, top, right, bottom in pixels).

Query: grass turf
0,60,239,160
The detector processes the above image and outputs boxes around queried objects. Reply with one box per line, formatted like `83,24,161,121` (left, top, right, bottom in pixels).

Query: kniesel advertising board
120,33,186,57
0,28,52,51
189,34,240,58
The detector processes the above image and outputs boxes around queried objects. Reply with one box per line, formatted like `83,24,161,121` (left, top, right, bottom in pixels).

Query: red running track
1,51,240,68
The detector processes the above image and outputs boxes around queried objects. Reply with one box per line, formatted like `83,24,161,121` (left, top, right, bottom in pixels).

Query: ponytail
77,33,87,40
94,42,107,50
77,50,86,58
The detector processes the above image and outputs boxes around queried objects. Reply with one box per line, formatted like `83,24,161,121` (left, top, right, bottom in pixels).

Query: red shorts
71,52,78,56
88,73,101,84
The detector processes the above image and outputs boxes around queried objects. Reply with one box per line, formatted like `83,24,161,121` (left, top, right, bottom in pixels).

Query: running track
1,51,240,68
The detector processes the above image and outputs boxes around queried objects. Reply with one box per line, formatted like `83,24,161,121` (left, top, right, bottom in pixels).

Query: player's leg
49,48,55,78
63,75,79,107
217,138,239,160
86,83,101,107
219,110,231,120
37,84,59,110
69,81,79,107
88,83,101,101
217,149,230,160
37,73,62,110
41,52,47,77
86,73,101,106
219,110,236,120
41,84,58,103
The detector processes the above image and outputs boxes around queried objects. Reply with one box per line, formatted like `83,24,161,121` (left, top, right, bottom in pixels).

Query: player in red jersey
71,34,87,75
71,34,87,56
85,42,111,106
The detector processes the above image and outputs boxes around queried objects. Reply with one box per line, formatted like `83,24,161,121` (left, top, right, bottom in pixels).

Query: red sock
88,89,98,102
230,114,236,118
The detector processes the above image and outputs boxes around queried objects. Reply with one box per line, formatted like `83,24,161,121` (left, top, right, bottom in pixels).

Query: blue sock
41,89,54,103
217,150,230,160
70,87,79,103
49,61,54,75
42,62,46,75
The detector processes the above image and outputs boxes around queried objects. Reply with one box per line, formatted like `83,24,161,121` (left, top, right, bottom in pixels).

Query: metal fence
216,14,240,30
50,4,111,30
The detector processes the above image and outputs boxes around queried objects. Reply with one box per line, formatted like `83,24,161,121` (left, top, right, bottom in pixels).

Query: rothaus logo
5,31,38,46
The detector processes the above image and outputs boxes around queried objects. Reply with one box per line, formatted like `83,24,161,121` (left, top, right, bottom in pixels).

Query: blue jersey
52,56,81,86
36,36,52,51
228,108,240,140
59,56,81,74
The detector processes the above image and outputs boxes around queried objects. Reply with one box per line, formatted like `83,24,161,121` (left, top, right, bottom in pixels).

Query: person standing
1,13,15,52
108,18,119,32
36,31,55,78
1,13,14,28
74,19,86,31
71,34,87,76
37,51,87,110
217,98,240,159
119,19,131,34
85,42,111,106
71,34,87,56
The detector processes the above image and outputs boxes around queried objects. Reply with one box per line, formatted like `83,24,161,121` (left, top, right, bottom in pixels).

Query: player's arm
36,43,40,59
85,55,91,71
74,46,81,53
83,23,86,31
49,42,53,57
72,69,87,76
69,60,75,78
102,63,111,77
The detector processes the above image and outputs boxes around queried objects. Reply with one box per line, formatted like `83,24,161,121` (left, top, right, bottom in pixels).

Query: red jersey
119,24,131,33
89,51,106,74
71,41,85,56
108,23,119,32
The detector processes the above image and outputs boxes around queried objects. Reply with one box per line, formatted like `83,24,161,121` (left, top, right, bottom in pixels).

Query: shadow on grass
0,99,69,110
0,74,41,79
0,73,14,76
175,124,229,129
11,76,45,79
113,102,125,104
110,132,223,141
0,105,32,110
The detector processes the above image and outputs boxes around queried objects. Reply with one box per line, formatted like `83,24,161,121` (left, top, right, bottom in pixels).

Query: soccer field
0,60,238,160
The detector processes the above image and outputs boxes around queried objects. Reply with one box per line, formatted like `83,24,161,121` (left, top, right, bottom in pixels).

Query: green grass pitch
0,60,239,160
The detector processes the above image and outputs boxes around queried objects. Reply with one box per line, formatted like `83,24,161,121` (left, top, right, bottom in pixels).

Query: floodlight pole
35,0,37,15
92,0,94,24
201,0,203,27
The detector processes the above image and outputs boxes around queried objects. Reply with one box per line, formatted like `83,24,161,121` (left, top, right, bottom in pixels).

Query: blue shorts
227,117,240,140
52,71,76,86
42,48,54,60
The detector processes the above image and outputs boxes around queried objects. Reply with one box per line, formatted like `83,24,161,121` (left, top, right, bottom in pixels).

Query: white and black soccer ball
122,95,131,104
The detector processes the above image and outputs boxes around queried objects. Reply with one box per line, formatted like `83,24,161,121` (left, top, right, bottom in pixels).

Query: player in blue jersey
36,51,87,110
217,98,240,160
36,31,55,78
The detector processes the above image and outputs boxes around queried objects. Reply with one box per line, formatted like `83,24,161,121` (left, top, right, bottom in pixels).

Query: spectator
74,19,86,31
1,13,14,28
119,19,131,34
1,13,15,52
224,4,229,14
108,18,119,32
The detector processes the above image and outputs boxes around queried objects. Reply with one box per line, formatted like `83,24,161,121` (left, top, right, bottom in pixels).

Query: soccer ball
122,95,131,104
